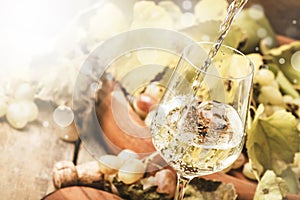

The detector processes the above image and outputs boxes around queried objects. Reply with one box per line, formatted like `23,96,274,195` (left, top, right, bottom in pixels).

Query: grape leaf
280,167,300,194
276,71,300,98
254,170,289,200
263,41,300,86
234,8,278,54
246,104,300,175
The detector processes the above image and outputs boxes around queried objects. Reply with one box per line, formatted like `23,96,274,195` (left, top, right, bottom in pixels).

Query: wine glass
151,42,254,200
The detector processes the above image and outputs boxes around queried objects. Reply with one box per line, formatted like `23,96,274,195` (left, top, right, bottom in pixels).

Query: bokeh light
53,105,74,128
291,51,300,72
180,12,196,27
201,35,211,42
182,0,193,11
257,28,267,38
263,37,274,47
0,0,91,79
278,58,286,65
248,4,264,20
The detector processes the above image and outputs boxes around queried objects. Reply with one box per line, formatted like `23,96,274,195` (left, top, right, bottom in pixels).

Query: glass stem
174,174,191,200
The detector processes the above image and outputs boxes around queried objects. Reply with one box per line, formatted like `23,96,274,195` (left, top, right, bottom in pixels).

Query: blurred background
0,0,96,78
178,0,300,40
247,0,299,39
0,0,298,81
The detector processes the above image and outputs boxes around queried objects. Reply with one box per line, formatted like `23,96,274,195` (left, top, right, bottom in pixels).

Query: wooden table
0,100,94,199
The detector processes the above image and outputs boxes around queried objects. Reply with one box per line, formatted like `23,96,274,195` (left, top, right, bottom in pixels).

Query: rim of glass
182,42,254,80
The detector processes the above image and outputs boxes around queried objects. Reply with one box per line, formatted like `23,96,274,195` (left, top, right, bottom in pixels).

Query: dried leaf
246,104,300,174
254,170,289,200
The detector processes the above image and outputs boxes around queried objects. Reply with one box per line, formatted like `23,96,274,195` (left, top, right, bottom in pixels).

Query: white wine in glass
151,42,254,199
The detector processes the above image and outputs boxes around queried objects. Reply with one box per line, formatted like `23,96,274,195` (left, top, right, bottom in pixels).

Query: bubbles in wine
151,95,245,176
181,100,244,149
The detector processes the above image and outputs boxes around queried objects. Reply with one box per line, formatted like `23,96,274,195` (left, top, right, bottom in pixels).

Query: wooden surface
43,186,123,200
0,95,297,199
0,101,75,200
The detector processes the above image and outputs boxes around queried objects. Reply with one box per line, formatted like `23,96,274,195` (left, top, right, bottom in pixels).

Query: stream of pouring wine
193,0,249,90
202,0,248,71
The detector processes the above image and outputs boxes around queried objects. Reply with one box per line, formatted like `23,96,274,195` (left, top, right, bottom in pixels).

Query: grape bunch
98,149,145,185
97,149,177,198
0,82,39,129
253,65,300,119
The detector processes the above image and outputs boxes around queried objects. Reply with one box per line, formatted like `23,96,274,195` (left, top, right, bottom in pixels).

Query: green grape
6,101,39,129
254,68,275,86
98,155,124,175
6,102,28,129
118,158,146,184
258,86,283,105
242,162,257,180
